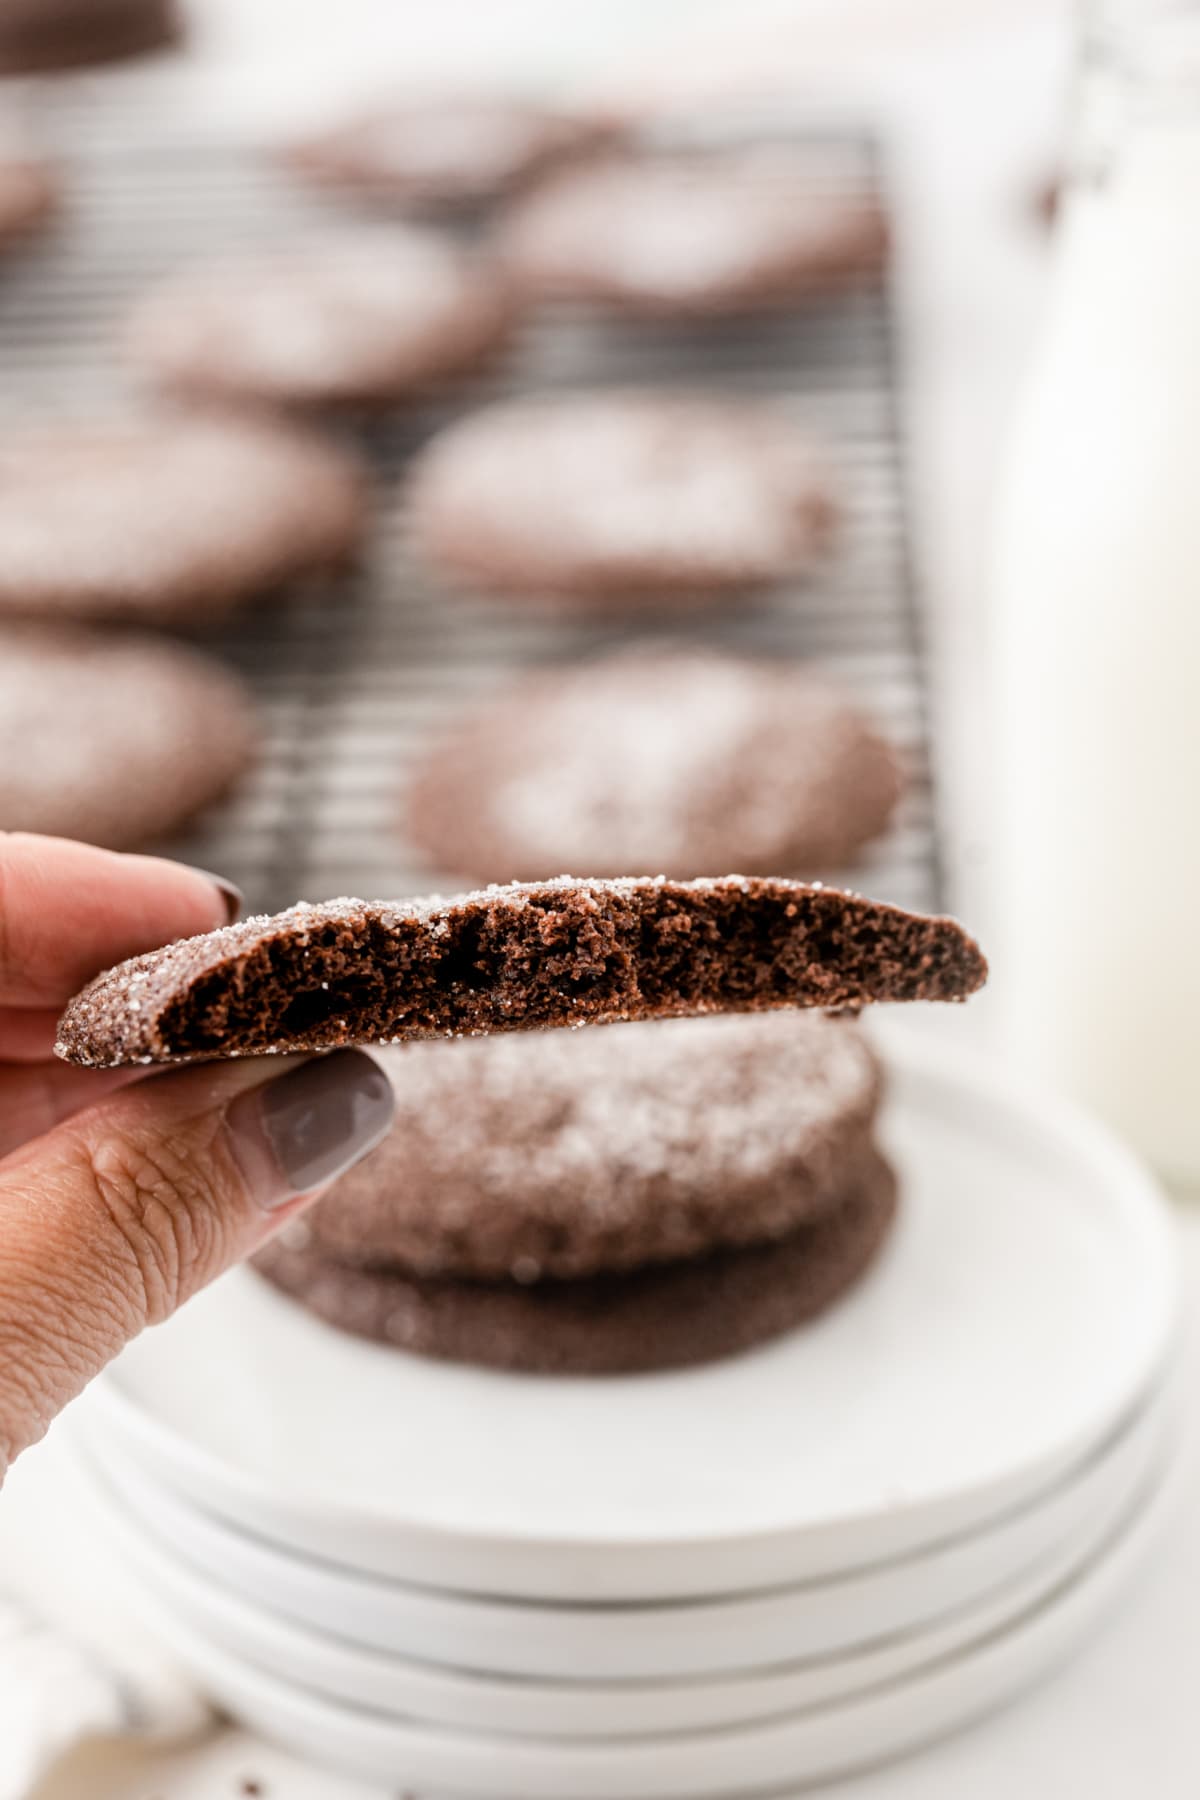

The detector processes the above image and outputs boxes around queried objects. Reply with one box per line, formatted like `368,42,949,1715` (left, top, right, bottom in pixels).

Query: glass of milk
992,0,1200,1189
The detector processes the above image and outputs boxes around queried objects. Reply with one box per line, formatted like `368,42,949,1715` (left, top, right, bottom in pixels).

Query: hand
0,833,394,1478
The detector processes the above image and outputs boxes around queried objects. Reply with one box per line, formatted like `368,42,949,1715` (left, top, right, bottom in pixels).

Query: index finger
0,833,238,1008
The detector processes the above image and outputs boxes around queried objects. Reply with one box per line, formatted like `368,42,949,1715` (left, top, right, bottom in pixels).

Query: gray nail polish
229,1051,395,1209
181,865,243,923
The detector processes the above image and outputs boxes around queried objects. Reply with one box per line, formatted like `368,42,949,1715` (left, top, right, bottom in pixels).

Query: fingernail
227,1051,395,1210
181,865,243,923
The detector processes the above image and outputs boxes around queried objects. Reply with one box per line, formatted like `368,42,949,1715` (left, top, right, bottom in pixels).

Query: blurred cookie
0,414,365,624
0,149,57,249
0,0,178,72
254,1150,898,1375
407,646,901,882
498,152,888,316
407,392,835,605
282,94,617,213
0,624,256,848
126,230,511,411
304,1012,882,1280
55,877,988,1069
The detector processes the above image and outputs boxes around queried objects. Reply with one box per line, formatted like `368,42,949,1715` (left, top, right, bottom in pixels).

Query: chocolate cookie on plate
255,1149,898,1375
126,229,511,411
407,392,835,606
497,151,888,316
407,645,902,882
282,94,617,214
304,1012,882,1281
55,877,987,1067
0,623,257,849
0,413,366,625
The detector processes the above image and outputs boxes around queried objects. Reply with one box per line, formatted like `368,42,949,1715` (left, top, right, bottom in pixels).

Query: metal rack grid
0,105,941,916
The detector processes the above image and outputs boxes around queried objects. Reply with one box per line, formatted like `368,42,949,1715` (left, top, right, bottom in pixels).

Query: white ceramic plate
68,1382,1173,1735
83,1458,1175,1797
72,1366,1171,1679
85,1029,1177,1601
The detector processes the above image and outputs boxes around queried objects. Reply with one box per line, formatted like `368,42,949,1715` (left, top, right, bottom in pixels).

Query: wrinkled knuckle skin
83,1135,230,1326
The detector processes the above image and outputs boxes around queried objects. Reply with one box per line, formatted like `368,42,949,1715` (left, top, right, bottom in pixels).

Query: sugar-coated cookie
498,152,888,316
407,646,902,881
0,414,366,624
0,623,257,848
407,392,834,605
282,95,617,213
55,877,988,1068
306,1013,882,1280
126,230,511,410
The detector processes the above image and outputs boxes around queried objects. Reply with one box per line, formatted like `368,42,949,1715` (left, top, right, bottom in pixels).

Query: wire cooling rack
0,95,941,915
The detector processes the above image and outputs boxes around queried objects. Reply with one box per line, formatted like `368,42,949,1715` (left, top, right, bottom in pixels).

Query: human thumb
0,1049,393,1475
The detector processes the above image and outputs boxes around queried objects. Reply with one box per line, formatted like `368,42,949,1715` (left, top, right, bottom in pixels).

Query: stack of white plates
68,1030,1180,1796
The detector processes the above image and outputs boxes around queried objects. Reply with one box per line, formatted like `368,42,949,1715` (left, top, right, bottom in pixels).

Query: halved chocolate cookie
55,877,987,1068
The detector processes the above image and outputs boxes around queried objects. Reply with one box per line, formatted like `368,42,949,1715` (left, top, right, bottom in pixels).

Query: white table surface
12,2,1200,1794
